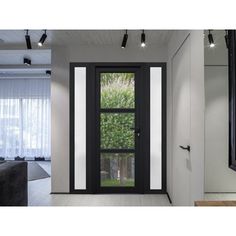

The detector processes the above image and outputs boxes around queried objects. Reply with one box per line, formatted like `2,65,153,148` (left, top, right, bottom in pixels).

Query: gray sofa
0,161,28,206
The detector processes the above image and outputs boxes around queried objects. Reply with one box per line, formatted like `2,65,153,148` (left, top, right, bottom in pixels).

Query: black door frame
95,66,142,193
228,30,236,171
70,62,166,194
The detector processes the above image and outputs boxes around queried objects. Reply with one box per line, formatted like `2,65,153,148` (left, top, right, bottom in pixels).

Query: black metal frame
95,66,141,193
70,62,166,194
228,30,236,171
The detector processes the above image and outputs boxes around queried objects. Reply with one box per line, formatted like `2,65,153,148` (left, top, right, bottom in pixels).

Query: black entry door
95,67,143,193
70,62,166,194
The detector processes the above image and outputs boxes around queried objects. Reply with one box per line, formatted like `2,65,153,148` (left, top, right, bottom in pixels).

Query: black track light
121,30,128,49
208,30,215,48
25,30,32,49
24,57,31,66
225,30,229,49
38,30,47,47
141,30,146,47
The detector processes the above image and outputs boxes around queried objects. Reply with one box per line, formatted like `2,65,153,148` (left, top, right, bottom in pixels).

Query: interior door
172,37,191,206
95,67,142,193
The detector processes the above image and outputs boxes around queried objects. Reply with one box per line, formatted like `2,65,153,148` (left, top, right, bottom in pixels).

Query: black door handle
179,145,190,152
130,127,140,136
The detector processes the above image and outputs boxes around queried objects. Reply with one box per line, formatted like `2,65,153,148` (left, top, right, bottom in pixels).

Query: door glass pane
150,67,162,190
74,67,86,190
100,153,135,187
100,73,135,109
100,113,135,149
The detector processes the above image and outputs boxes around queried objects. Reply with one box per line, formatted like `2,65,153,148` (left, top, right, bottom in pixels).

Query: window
0,78,51,160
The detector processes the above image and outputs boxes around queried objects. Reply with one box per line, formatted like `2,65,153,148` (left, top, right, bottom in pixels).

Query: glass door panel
100,73,135,109
100,153,135,187
99,71,137,189
100,113,135,149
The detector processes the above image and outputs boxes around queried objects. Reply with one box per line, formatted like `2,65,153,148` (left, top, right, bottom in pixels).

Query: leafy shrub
101,113,134,149
100,73,135,149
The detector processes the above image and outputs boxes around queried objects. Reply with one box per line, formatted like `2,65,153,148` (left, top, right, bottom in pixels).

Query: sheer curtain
0,78,51,160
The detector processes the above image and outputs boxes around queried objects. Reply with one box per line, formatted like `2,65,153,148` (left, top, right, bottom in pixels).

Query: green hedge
100,73,135,149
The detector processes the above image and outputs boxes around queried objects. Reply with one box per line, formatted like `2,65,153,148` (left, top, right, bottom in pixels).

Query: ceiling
0,50,51,64
0,30,172,48
0,49,51,78
0,30,172,73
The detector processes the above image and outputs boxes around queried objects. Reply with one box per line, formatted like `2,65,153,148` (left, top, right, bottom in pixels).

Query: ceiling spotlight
208,30,215,48
24,58,31,66
121,30,128,49
25,30,32,49
141,30,146,47
38,30,47,47
46,70,51,75
225,30,229,49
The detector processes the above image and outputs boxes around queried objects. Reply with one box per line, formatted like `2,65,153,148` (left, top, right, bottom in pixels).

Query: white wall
166,30,189,199
51,44,167,193
167,30,205,204
204,30,236,192
51,46,70,192
204,66,236,192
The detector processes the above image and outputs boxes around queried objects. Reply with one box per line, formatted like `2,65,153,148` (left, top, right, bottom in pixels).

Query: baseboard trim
205,192,236,194
50,192,70,194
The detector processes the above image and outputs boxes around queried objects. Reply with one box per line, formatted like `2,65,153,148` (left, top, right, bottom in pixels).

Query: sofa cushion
0,161,28,206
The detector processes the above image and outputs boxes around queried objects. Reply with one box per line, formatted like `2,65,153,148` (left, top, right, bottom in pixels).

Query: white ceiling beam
0,74,50,79
0,64,51,71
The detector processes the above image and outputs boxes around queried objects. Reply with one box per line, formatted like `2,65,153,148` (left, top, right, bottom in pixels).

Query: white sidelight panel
150,67,162,190
74,67,86,190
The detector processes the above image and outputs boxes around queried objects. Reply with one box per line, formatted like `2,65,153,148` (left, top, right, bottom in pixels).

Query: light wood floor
28,162,171,206
29,162,236,206
28,178,171,206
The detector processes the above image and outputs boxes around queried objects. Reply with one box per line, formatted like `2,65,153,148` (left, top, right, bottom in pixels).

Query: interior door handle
179,145,190,152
